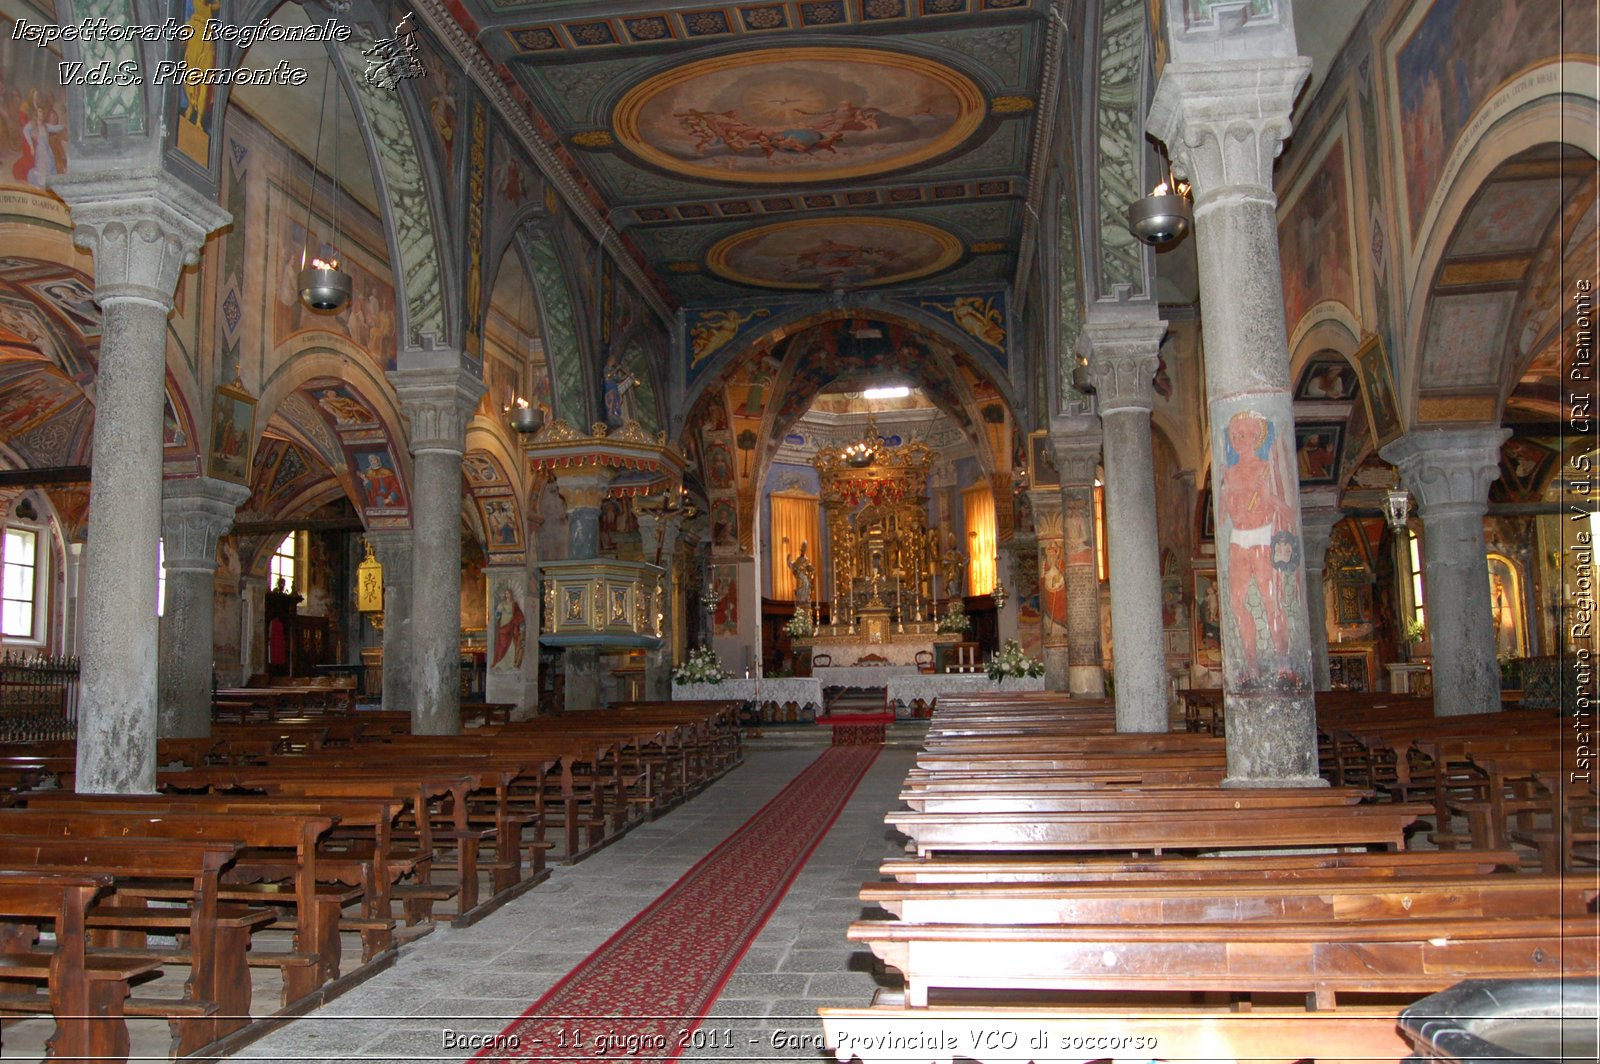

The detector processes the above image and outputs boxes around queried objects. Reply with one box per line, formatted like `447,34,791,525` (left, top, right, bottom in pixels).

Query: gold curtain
770,492,821,601
963,484,996,595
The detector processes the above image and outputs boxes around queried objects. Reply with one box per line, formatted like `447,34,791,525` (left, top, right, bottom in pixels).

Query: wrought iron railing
0,651,79,742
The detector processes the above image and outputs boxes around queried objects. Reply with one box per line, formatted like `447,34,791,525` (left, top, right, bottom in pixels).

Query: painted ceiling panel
454,0,1048,306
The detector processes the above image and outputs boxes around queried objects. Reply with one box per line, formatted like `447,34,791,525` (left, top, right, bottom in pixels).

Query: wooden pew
0,809,336,1006
849,915,1588,1007
879,849,1525,883
885,803,1429,857
0,871,162,1064
897,785,1368,815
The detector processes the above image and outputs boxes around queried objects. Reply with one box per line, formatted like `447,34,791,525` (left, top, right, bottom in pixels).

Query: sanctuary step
826,687,889,715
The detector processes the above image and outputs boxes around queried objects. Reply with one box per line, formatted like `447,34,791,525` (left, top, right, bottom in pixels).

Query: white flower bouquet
987,639,1044,682
673,646,727,685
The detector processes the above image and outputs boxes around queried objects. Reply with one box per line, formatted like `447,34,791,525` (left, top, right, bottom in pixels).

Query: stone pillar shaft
158,477,249,738
367,531,415,713
1382,427,1510,717
1085,319,1168,732
389,367,485,736
1149,57,1323,786
1028,492,1068,691
54,171,229,793
636,510,681,701
1052,422,1105,698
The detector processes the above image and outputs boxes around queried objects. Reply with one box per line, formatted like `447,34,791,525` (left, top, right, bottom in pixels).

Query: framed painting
207,381,256,483
1028,430,1060,488
1352,334,1404,449
1192,567,1222,670
1294,422,1346,485
1294,355,1358,401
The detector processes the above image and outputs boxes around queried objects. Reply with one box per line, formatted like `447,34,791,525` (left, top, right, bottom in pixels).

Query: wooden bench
897,785,1369,815
0,871,163,1063
885,803,1429,857
879,849,1525,883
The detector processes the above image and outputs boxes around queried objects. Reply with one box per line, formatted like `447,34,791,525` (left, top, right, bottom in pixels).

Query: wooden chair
915,650,935,674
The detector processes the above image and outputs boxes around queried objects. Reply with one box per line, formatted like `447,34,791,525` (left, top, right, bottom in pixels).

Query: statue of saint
941,534,968,600
787,539,814,604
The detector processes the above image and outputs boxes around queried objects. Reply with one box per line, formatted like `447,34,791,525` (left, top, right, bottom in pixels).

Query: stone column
636,509,681,701
1381,427,1510,717
1149,48,1323,787
1051,420,1106,697
53,171,230,793
1299,491,1341,692
552,468,618,712
366,530,415,713
157,476,250,737
1028,491,1068,689
1085,317,1169,732
64,541,85,658
388,367,485,735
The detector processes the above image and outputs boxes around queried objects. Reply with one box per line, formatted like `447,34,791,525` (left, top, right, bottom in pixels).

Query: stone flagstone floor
230,730,917,1063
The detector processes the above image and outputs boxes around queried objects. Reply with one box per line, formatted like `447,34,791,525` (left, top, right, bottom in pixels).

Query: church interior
0,0,1595,1059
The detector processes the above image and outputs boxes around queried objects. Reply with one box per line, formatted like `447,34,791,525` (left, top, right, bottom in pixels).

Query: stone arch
461,431,528,561
1399,88,1599,422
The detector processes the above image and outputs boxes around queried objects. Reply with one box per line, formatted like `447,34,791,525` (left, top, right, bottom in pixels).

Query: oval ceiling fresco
706,217,964,290
612,47,986,184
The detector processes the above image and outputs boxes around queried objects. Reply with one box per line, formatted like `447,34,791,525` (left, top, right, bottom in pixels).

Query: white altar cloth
885,673,1046,711
802,639,925,667
813,664,920,688
672,677,825,711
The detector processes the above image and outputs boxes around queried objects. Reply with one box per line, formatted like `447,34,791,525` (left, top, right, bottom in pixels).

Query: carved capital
1083,317,1167,414
159,476,251,571
1049,416,1103,488
388,365,487,455
1299,492,1342,572
551,468,617,512
52,169,230,307
1146,59,1310,198
365,530,415,589
1381,426,1511,518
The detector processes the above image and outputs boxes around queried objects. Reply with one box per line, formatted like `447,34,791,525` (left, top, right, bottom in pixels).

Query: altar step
825,686,889,715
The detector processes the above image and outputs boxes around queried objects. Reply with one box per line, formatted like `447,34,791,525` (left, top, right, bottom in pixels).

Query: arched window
1404,527,1426,635
270,533,297,594
2,526,41,640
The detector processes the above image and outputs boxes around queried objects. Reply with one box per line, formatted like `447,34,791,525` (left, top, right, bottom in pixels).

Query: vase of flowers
935,599,972,635
784,609,814,639
673,646,727,685
987,639,1044,682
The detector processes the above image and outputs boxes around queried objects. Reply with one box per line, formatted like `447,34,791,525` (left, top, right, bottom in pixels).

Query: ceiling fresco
457,0,1047,306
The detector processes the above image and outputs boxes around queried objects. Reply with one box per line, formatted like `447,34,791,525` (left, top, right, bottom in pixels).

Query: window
157,539,165,618
962,484,996,595
270,533,296,594
1406,528,1426,632
2,528,38,639
1094,482,1108,584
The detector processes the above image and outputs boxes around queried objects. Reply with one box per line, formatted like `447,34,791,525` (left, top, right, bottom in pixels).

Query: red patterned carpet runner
476,744,879,1062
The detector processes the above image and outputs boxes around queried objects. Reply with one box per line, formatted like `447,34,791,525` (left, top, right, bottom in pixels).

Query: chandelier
842,418,881,468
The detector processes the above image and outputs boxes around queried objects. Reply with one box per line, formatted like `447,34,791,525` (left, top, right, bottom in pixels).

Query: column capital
387,365,486,455
635,508,684,555
1083,317,1168,414
1049,416,1103,488
551,467,618,512
52,168,231,308
1381,426,1511,518
159,476,250,571
365,529,415,580
1146,58,1311,198
1299,491,1342,571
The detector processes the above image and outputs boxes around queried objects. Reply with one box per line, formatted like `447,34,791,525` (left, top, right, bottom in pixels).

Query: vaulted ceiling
448,0,1049,307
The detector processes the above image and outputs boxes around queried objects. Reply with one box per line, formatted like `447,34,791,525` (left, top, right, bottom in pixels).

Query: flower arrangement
987,639,1044,682
783,608,814,638
673,646,727,685
935,599,972,634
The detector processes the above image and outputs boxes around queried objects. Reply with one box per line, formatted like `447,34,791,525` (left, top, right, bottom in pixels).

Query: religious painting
0,19,69,193
1449,178,1563,256
174,0,221,165
1192,567,1223,681
612,46,984,184
1028,431,1060,489
487,571,527,673
207,381,256,484
1335,581,1367,626
464,452,507,486
1495,437,1557,500
1487,552,1526,660
24,277,99,336
272,211,397,359
687,307,771,377
351,447,406,513
1196,487,1215,543
163,390,188,449
1392,0,1578,232
1213,403,1308,692
1294,422,1345,485
707,218,963,291
309,383,379,430
479,497,522,551
711,499,737,548
707,441,735,489
1419,291,1517,392
1278,134,1355,336
1352,335,1403,449
1294,355,1358,402
712,564,738,636
919,293,1007,356
0,365,78,438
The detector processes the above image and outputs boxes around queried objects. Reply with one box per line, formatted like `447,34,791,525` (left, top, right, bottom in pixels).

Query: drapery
963,484,996,595
770,491,820,601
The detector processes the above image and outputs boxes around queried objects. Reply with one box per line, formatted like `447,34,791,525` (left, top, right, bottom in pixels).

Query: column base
1068,665,1105,698
1221,774,1329,789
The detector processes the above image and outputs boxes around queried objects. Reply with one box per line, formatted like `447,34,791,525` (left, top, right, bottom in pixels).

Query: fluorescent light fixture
863,386,910,399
